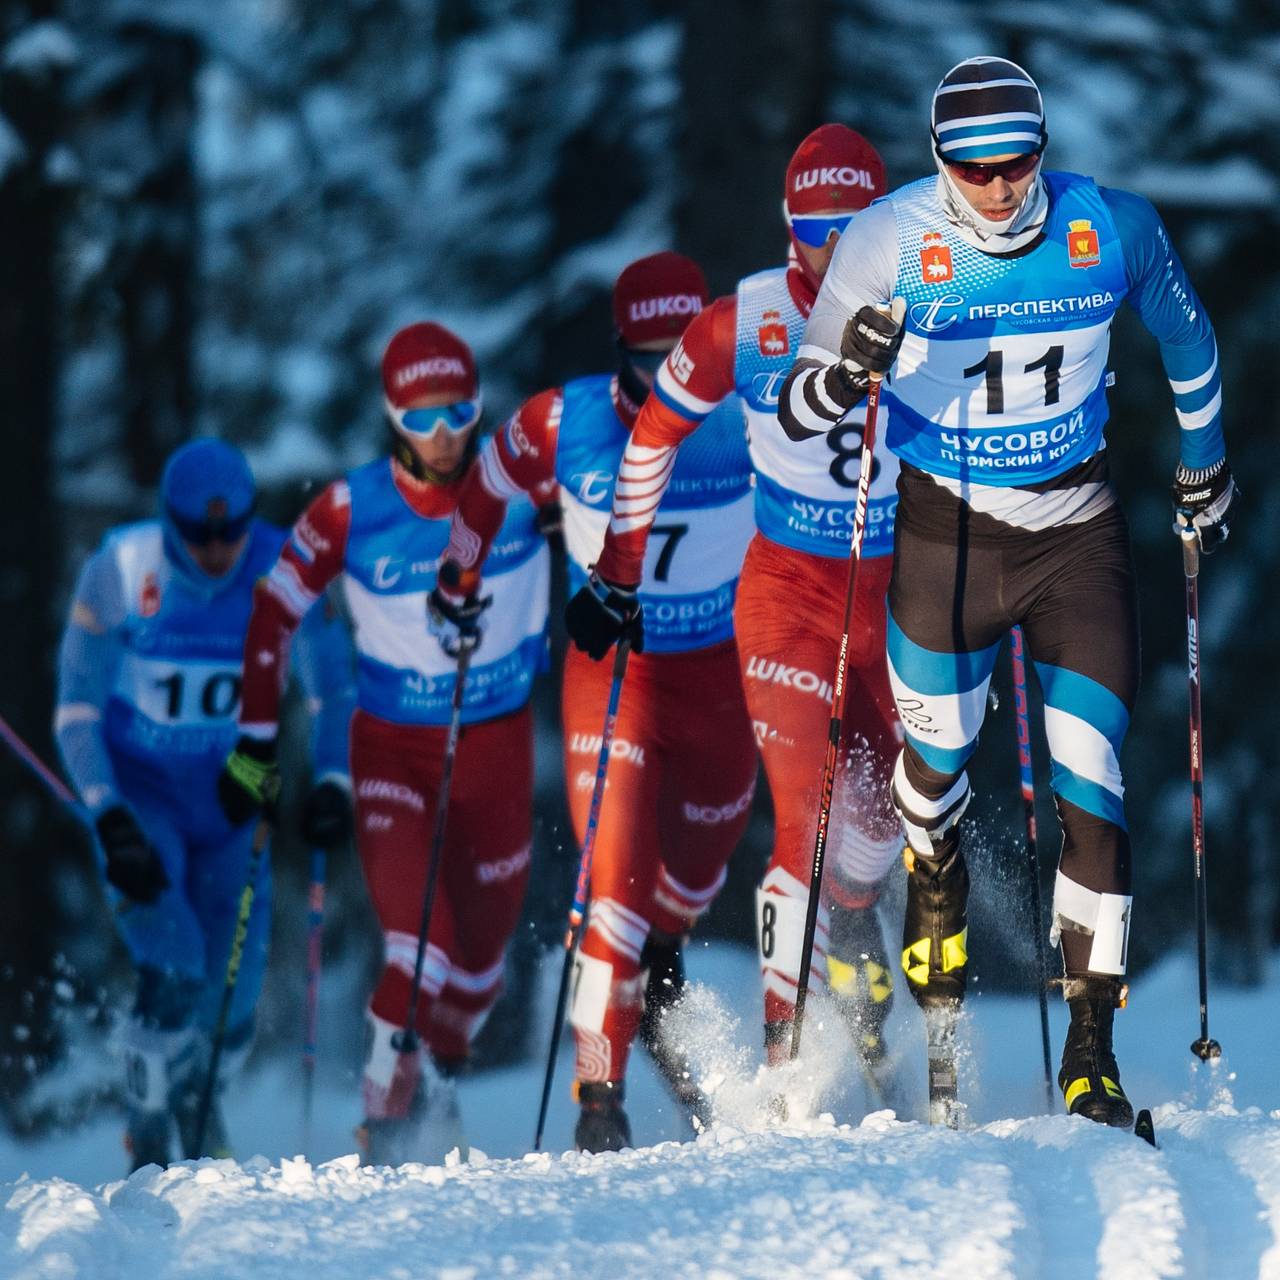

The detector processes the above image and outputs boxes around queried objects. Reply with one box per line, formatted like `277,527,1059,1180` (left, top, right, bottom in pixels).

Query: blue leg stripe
1033,661,1129,750
905,732,978,778
888,613,1002,699
1049,761,1128,831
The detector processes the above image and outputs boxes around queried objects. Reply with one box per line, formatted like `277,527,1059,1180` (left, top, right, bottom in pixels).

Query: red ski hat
784,124,886,217
612,251,709,347
380,322,478,409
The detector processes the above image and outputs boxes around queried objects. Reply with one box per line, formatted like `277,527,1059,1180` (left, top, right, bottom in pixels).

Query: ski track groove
1158,1106,1278,1279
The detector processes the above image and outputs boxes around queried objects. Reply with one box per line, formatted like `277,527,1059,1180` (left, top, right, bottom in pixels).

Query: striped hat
931,57,1045,162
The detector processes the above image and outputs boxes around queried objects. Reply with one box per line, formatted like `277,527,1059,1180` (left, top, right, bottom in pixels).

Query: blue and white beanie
931,56,1045,163
930,57,1049,250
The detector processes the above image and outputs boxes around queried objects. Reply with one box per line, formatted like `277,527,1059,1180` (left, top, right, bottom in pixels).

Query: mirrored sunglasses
392,398,482,439
945,151,1041,187
788,212,856,248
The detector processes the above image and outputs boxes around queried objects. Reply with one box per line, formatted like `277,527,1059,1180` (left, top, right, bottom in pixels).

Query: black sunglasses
168,507,254,546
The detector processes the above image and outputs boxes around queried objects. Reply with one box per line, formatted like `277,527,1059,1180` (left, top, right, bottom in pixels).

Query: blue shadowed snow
3,944,1280,1277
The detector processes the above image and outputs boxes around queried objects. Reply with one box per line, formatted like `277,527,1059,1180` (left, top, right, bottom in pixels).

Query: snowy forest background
1,0,1277,1139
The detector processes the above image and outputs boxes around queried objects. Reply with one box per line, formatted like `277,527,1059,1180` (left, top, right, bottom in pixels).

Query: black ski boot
638,934,710,1127
1058,976,1134,1128
125,1108,171,1172
356,1096,424,1168
901,840,970,1008
574,1081,632,1153
173,1086,232,1161
827,900,894,1066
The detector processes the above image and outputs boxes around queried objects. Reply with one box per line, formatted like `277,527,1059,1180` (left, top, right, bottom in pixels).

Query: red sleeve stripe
265,558,318,619
477,437,524,501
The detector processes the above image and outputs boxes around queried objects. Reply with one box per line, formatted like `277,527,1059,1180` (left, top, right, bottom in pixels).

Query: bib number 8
826,424,879,490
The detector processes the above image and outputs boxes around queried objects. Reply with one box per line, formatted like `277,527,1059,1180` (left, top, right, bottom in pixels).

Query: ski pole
1179,519,1221,1063
1010,625,1055,1111
533,637,630,1151
0,712,91,826
301,847,327,1157
791,371,883,1061
393,640,474,1059
192,816,270,1156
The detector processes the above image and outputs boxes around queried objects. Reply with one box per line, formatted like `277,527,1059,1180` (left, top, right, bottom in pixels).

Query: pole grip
1181,528,1200,579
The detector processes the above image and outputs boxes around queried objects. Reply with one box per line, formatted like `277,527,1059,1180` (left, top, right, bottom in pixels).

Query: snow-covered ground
4,943,1279,1279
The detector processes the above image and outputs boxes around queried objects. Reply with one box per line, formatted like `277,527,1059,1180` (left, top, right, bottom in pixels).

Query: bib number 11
963,344,1064,415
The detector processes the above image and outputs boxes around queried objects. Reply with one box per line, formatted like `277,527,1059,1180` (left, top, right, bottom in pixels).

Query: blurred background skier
54,439,352,1170
777,57,1236,1126
568,125,905,1103
221,322,553,1165
438,251,757,1151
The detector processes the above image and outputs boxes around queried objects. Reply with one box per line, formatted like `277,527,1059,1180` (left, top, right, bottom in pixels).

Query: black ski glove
218,735,280,827
301,777,354,850
428,560,492,658
1172,459,1238,554
829,298,907,405
565,569,644,661
95,806,169,905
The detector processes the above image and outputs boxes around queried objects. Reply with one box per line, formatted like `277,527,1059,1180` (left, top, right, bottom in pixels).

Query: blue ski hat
160,439,256,584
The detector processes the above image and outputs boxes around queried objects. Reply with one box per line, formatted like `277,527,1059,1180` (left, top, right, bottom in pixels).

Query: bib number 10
963,344,1064,415
153,671,241,720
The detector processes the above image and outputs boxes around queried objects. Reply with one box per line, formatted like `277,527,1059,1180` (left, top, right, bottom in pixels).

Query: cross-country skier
221,323,552,1165
436,252,757,1152
777,57,1236,1126
561,125,906,1092
54,439,353,1170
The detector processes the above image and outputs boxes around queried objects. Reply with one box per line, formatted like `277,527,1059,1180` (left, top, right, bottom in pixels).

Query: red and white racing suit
594,263,903,1051
240,457,549,1116
446,375,758,1085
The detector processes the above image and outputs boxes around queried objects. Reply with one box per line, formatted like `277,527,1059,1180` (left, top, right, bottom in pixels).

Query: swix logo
139,572,161,618
909,293,965,333
920,232,953,283
476,845,531,884
365,813,393,832
669,338,695,386
1187,617,1199,684
745,656,833,703
571,470,613,503
683,783,755,826
792,166,877,193
758,309,789,357
394,357,467,388
568,733,645,766
753,720,796,749
628,295,702,323
357,778,426,811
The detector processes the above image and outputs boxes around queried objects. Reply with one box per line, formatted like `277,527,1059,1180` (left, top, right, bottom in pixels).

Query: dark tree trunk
110,22,200,488
0,2,72,1110
676,0,830,292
